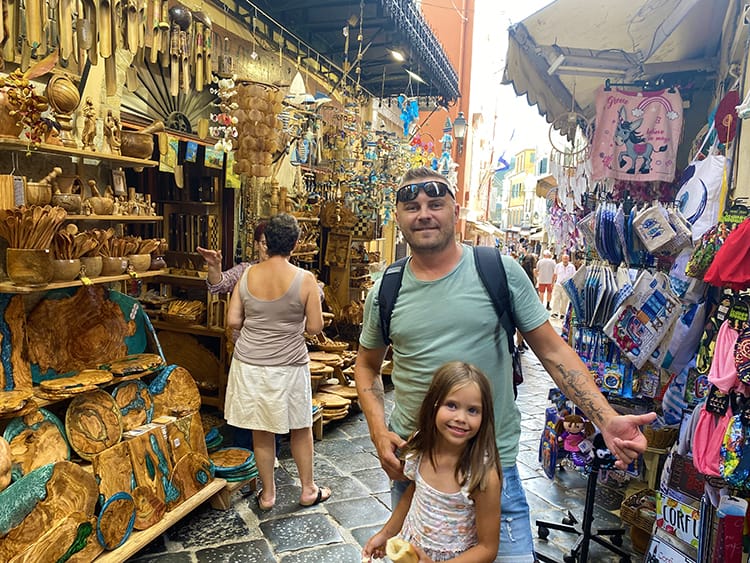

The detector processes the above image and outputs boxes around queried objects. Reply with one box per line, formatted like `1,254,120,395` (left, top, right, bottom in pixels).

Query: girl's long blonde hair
403,361,502,495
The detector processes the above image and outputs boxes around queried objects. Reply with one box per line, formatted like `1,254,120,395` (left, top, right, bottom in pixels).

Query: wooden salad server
125,0,137,54
203,19,211,83
168,22,178,96
98,0,110,58
2,0,17,62
180,29,188,93
158,0,168,67
143,0,154,52
58,0,73,63
25,0,42,52
193,20,203,92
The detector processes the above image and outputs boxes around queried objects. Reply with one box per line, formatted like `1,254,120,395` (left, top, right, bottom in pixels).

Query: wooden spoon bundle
51,228,100,259
80,227,115,257
0,206,68,249
120,235,161,255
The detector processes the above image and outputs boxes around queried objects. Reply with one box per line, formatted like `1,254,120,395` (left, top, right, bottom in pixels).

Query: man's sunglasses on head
396,181,455,203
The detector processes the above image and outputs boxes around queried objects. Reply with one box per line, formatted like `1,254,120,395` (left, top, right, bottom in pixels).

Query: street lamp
453,111,467,154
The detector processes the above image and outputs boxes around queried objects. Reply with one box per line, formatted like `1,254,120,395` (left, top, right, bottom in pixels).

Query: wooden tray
65,389,123,460
3,407,70,477
39,369,113,394
97,491,136,550
0,389,33,415
99,353,165,377
209,447,254,471
167,452,213,510
308,351,343,364
112,379,154,431
315,342,349,353
312,392,351,409
148,365,201,419
318,384,359,400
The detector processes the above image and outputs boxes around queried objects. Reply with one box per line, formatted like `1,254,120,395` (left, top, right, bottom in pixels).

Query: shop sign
656,492,700,548
645,533,696,563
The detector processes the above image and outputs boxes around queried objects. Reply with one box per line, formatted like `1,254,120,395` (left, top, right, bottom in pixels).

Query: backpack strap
378,256,409,345
473,246,516,354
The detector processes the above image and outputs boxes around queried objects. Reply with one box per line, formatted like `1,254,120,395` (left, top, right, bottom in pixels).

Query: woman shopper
226,213,330,510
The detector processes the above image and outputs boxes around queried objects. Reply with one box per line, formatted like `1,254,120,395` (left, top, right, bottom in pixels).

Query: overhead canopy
502,0,732,132
247,0,460,102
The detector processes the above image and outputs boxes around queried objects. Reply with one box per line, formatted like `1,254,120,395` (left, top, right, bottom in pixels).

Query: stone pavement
130,329,640,562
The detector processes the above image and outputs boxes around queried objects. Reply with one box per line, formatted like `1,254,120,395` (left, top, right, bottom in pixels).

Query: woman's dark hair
264,213,300,256
403,361,502,496
253,221,267,243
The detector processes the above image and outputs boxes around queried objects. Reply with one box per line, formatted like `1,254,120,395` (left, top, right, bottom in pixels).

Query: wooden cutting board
165,412,208,465
92,441,134,500
100,353,165,377
132,485,167,530
26,286,136,374
308,351,343,364
39,369,113,394
0,461,99,560
0,294,32,392
0,389,33,415
65,389,123,460
312,392,351,409
149,365,202,418
112,379,154,431
127,426,177,507
7,511,102,563
318,384,359,400
4,407,70,477
167,451,213,510
96,491,136,550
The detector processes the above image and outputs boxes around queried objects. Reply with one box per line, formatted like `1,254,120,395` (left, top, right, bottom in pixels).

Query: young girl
362,361,502,562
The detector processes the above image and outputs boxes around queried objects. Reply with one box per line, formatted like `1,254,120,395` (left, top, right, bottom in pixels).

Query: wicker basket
644,426,679,449
620,488,657,533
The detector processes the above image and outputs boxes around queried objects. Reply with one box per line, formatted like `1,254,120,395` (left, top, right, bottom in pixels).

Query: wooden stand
95,478,226,562
210,477,256,511
313,410,323,441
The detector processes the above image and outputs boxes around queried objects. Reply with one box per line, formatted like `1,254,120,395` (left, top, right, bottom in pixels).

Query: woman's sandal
299,486,331,507
256,489,275,511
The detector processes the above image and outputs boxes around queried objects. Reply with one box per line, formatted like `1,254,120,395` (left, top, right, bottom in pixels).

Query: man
535,250,556,310
354,166,655,562
551,253,577,318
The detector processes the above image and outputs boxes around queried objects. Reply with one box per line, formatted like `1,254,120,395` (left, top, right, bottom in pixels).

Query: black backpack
377,246,524,397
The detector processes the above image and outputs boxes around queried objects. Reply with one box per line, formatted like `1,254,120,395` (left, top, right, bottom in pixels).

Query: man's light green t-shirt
360,245,549,466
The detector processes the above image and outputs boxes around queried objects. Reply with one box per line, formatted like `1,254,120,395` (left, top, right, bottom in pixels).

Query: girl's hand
362,529,392,561
412,544,434,562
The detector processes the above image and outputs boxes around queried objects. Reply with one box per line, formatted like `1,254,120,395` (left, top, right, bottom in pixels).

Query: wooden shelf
0,269,168,294
151,319,225,337
66,215,164,222
0,138,157,168
95,478,227,562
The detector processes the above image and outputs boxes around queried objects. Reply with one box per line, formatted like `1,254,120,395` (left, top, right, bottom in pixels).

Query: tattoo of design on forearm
554,363,604,425
361,382,385,401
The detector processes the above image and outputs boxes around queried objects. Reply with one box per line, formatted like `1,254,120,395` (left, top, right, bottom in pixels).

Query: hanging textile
591,86,683,182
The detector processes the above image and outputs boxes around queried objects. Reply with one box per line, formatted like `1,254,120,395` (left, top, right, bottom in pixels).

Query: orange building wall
419,0,475,220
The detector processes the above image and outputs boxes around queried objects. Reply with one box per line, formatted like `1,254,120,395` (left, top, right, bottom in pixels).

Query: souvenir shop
0,0,464,558
505,2,750,562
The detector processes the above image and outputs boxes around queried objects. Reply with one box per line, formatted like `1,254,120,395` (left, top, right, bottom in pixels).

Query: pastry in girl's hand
386,537,418,563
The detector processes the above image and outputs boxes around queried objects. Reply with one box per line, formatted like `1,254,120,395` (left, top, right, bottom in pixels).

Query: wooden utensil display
92,440,134,500
26,286,135,374
148,365,201,418
0,461,98,560
166,451,212,509
4,407,70,477
65,389,123,460
112,379,153,431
